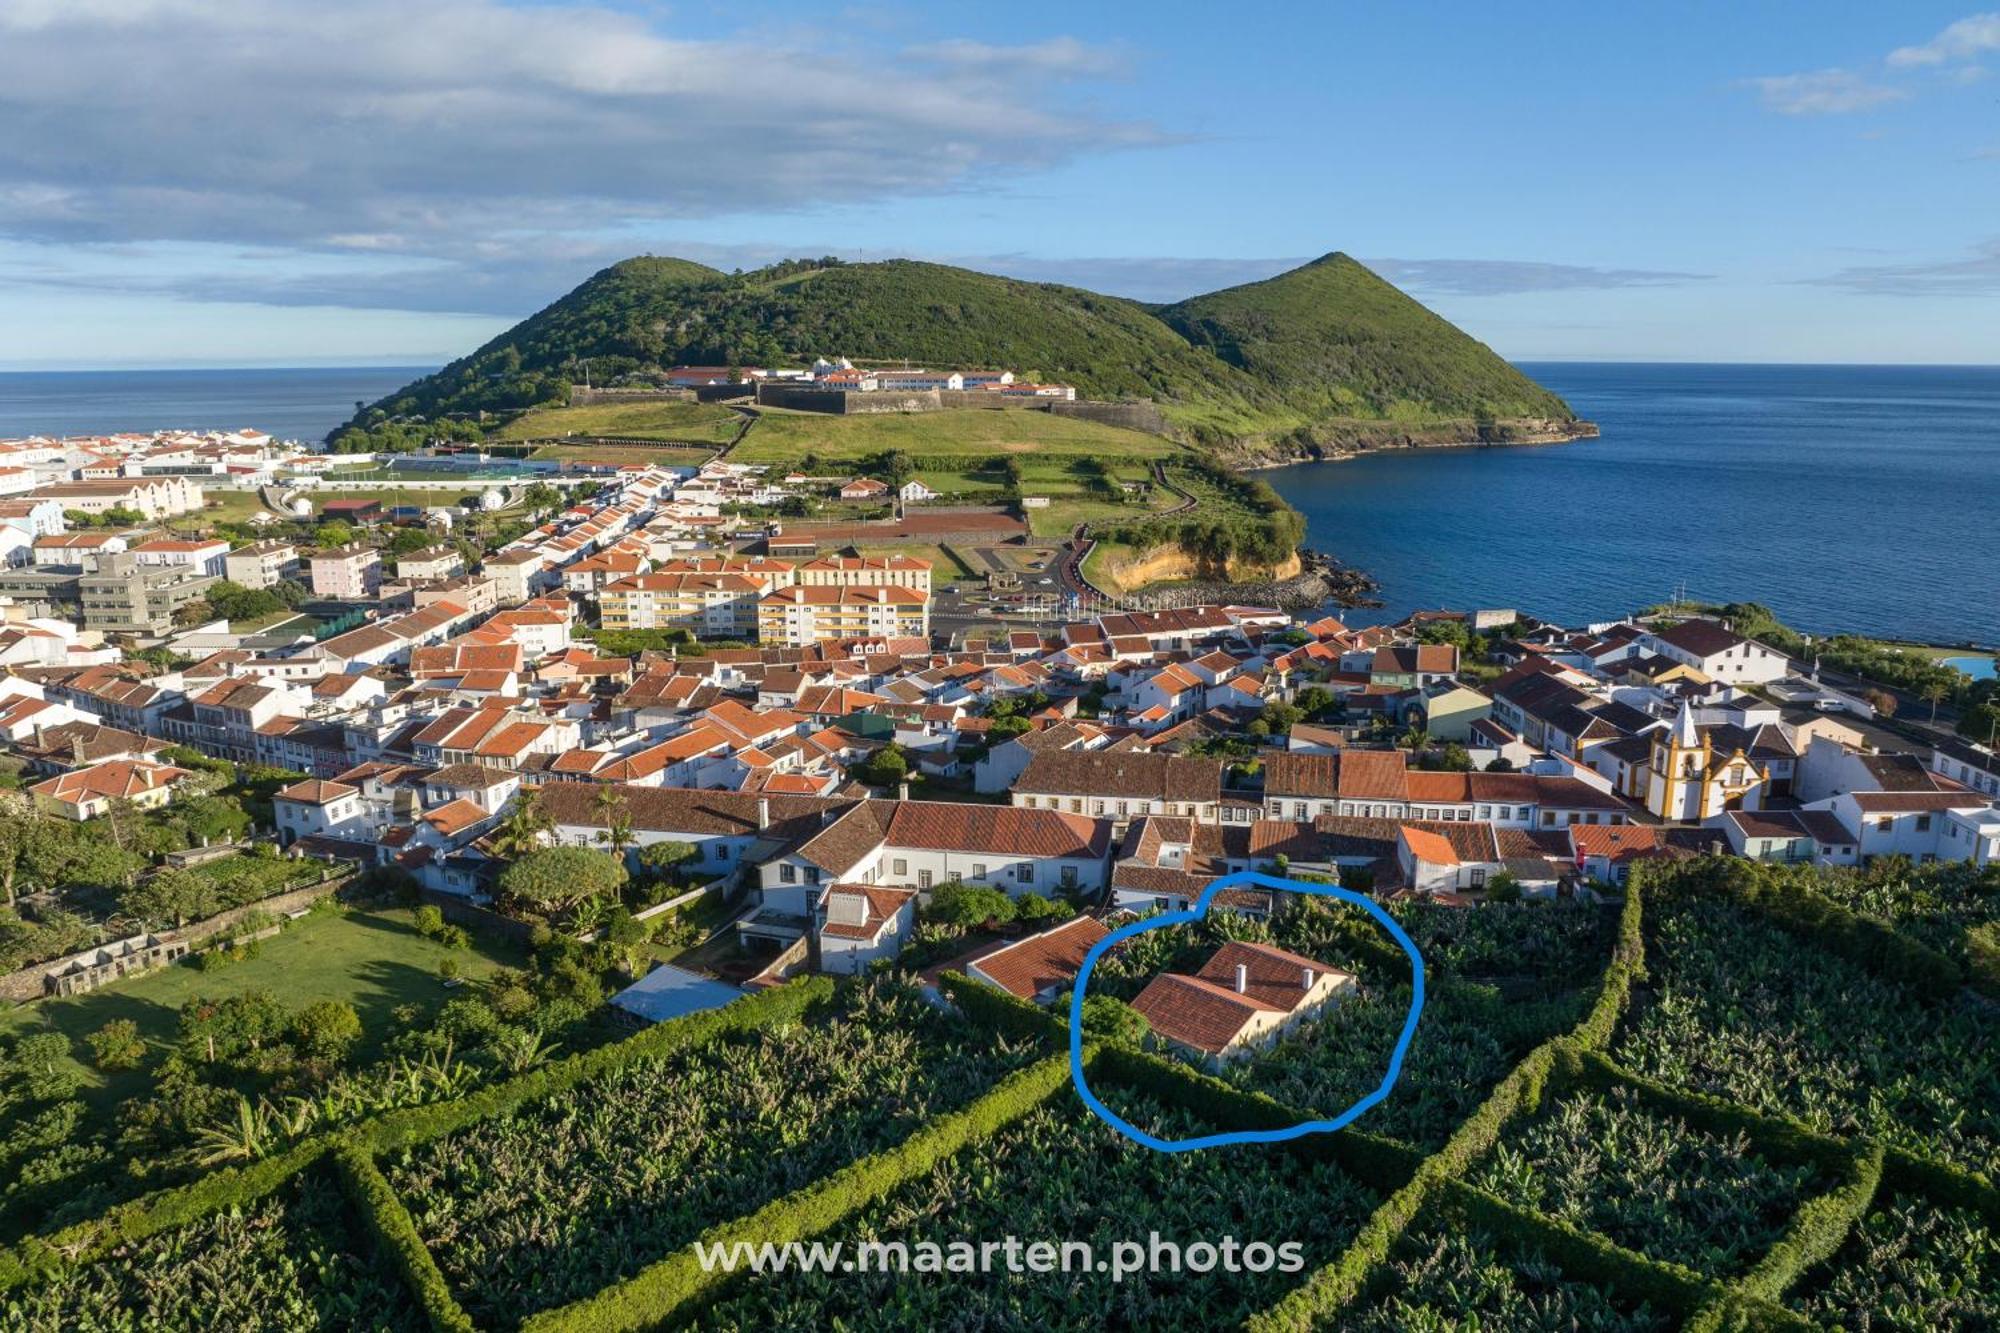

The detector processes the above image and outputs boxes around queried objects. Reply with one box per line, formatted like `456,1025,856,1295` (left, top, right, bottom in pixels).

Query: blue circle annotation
1067,869,1425,1154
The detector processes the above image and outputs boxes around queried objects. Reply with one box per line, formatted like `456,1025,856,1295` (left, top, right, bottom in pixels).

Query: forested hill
346,253,1579,446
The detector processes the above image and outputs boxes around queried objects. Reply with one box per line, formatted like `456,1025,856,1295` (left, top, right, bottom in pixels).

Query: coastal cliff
1215,415,1599,470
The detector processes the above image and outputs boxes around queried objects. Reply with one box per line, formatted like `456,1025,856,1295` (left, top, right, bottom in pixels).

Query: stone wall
0,873,349,1005
1050,399,1169,435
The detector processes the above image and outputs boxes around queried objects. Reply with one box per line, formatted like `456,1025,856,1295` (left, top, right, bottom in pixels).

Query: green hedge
1734,1142,1884,1306
1572,1049,1860,1178
1881,1144,2000,1219
0,1138,329,1291
1245,1042,1562,1332
938,969,1069,1045
331,1138,475,1333
519,1052,1082,1333
1089,1041,1423,1195
1570,878,1646,1051
1439,1177,1731,1320
1966,920,2000,999
357,974,833,1154
1662,857,1963,1002
0,975,832,1293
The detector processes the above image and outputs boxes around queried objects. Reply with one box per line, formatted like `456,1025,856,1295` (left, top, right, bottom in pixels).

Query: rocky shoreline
1126,547,1381,612
1223,416,1599,471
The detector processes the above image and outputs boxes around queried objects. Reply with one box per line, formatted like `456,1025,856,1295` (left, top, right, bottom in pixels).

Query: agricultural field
691,1087,1381,1332
487,399,744,444
383,976,1038,1327
1786,1190,2000,1329
1095,900,1614,1150
1792,860,1999,967
1,1166,422,1332
1464,1084,1831,1274
1342,1221,1676,1333
727,406,1181,466
1610,883,1999,1172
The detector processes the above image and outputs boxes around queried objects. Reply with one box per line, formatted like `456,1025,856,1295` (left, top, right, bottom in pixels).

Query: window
1293,802,1307,819
972,863,987,880
1061,866,1078,889
779,863,796,883
891,858,907,876
918,870,933,889
1915,815,1932,832
1470,868,1486,888
1016,863,1035,884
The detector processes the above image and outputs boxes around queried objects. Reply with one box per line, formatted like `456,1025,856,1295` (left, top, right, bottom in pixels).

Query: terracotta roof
884,802,1112,859
967,916,1109,1001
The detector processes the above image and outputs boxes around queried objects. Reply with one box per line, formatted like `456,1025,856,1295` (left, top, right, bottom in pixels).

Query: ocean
1262,362,2000,646
0,366,432,444
3,361,1994,646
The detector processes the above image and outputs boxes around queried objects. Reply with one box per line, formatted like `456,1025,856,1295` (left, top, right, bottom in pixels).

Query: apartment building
310,544,382,599
601,572,766,638
756,585,929,647
224,540,302,590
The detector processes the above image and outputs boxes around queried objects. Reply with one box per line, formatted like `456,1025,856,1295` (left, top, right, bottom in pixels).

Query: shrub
86,1019,147,1072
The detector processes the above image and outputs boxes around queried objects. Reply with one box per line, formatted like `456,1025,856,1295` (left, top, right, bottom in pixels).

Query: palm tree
1921,677,1951,725
492,793,553,858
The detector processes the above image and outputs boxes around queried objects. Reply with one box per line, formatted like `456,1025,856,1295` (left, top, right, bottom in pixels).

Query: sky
0,0,1995,369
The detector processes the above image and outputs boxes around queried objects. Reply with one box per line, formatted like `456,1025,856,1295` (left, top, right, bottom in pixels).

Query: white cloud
1802,238,2000,295
0,0,1160,262
1745,69,1908,115
907,37,1130,78
1888,11,2000,67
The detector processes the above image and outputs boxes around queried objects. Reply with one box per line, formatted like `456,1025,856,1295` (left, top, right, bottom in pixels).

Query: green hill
1157,253,1574,430
343,253,1579,447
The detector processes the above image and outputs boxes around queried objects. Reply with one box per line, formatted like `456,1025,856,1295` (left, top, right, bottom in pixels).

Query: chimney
756,797,770,830
1234,963,1248,994
896,781,909,802
1301,966,1315,991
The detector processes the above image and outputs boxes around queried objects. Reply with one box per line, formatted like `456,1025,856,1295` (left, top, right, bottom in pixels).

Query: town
1,415,1994,1329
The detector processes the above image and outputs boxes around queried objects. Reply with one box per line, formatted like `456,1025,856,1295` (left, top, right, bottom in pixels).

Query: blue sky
0,1,1994,368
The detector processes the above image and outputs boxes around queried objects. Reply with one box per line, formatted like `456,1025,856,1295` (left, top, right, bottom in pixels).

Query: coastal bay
1263,362,2000,646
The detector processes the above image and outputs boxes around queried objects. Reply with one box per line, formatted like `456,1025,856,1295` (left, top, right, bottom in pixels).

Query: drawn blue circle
1068,869,1426,1153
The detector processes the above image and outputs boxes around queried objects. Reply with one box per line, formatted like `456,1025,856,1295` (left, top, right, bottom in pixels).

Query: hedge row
518,1052,1083,1333
1569,878,1646,1051
1089,1040,1424,1195
1881,1143,2000,1219
1244,1041,1563,1332
938,969,1069,1046
0,975,832,1298
356,974,834,1155
1438,1177,1736,1322
1659,857,1964,1002
331,1138,474,1333
1571,1048,1861,1178
0,1138,329,1291
1246,877,1648,1330
1734,1142,1885,1306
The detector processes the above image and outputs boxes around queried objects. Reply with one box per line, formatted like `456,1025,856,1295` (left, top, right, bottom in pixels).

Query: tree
11,1031,80,1101
924,880,1014,928
316,520,354,548
1865,688,1899,718
179,990,288,1063
1921,676,1951,724
498,846,628,918
1484,871,1523,903
291,1000,362,1062
121,868,220,930
1078,994,1151,1045
636,839,696,882
86,1018,147,1071
492,795,554,858
594,788,635,859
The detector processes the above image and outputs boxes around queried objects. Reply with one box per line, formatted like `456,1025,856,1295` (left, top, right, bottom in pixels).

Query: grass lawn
846,540,979,580
0,906,526,1129
489,400,743,444
188,490,276,525
729,407,1182,465
524,441,718,466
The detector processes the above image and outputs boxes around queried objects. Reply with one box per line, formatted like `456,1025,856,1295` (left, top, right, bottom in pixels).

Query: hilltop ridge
342,253,1588,452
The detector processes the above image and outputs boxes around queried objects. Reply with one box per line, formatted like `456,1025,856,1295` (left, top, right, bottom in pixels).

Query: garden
384,975,1041,1327
3,855,1997,1331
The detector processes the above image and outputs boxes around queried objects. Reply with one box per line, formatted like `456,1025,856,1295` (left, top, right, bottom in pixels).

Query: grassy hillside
728,406,1180,465
488,399,743,444
345,254,1577,447
1157,253,1574,430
